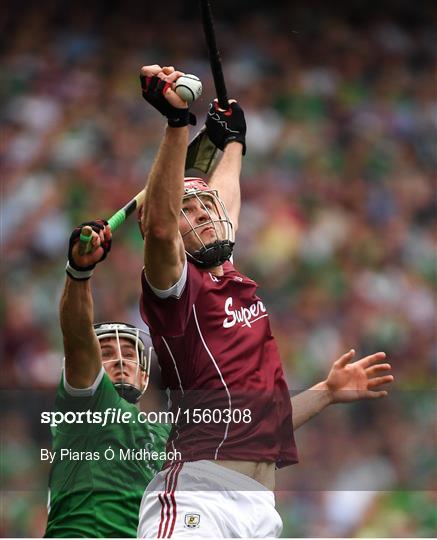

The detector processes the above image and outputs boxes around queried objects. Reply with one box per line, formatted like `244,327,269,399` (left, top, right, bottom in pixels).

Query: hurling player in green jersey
45,220,170,538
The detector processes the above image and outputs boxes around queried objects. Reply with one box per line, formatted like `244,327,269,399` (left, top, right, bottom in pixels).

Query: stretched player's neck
205,265,224,276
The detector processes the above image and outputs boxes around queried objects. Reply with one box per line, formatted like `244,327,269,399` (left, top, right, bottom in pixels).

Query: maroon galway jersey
140,260,298,468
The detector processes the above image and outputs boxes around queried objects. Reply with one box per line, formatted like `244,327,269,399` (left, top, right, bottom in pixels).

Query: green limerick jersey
45,370,170,538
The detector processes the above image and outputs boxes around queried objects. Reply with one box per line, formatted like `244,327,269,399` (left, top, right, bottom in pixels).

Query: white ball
174,74,202,104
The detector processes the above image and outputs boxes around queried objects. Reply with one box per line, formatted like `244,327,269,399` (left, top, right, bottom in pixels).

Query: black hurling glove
66,219,112,280
205,101,246,155
140,75,196,127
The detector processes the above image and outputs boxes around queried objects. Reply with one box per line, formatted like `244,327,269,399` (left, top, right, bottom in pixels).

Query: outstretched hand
322,349,394,403
66,219,112,281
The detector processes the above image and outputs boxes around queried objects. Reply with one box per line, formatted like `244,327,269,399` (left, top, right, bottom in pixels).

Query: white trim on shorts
138,460,282,538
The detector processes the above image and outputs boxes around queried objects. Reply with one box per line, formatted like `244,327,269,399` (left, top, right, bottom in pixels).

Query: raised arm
139,64,195,289
142,125,187,290
291,349,394,430
61,220,112,388
208,143,243,233
205,100,246,233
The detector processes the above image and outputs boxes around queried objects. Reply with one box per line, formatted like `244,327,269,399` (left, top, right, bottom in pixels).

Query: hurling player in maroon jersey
136,64,393,538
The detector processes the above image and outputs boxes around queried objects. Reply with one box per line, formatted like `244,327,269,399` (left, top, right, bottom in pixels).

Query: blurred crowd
1,0,436,536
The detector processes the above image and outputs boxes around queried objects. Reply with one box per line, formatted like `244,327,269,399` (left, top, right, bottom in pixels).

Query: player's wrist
66,260,94,281
165,125,190,139
167,108,196,128
224,139,246,154
313,380,335,406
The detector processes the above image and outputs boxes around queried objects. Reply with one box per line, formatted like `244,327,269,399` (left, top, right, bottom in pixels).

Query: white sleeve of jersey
63,366,105,397
144,258,188,299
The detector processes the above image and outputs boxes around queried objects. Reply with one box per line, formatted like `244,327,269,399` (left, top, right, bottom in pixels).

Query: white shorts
137,460,283,538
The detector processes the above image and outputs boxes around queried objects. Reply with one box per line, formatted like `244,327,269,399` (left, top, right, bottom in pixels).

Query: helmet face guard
181,178,235,268
94,322,153,404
